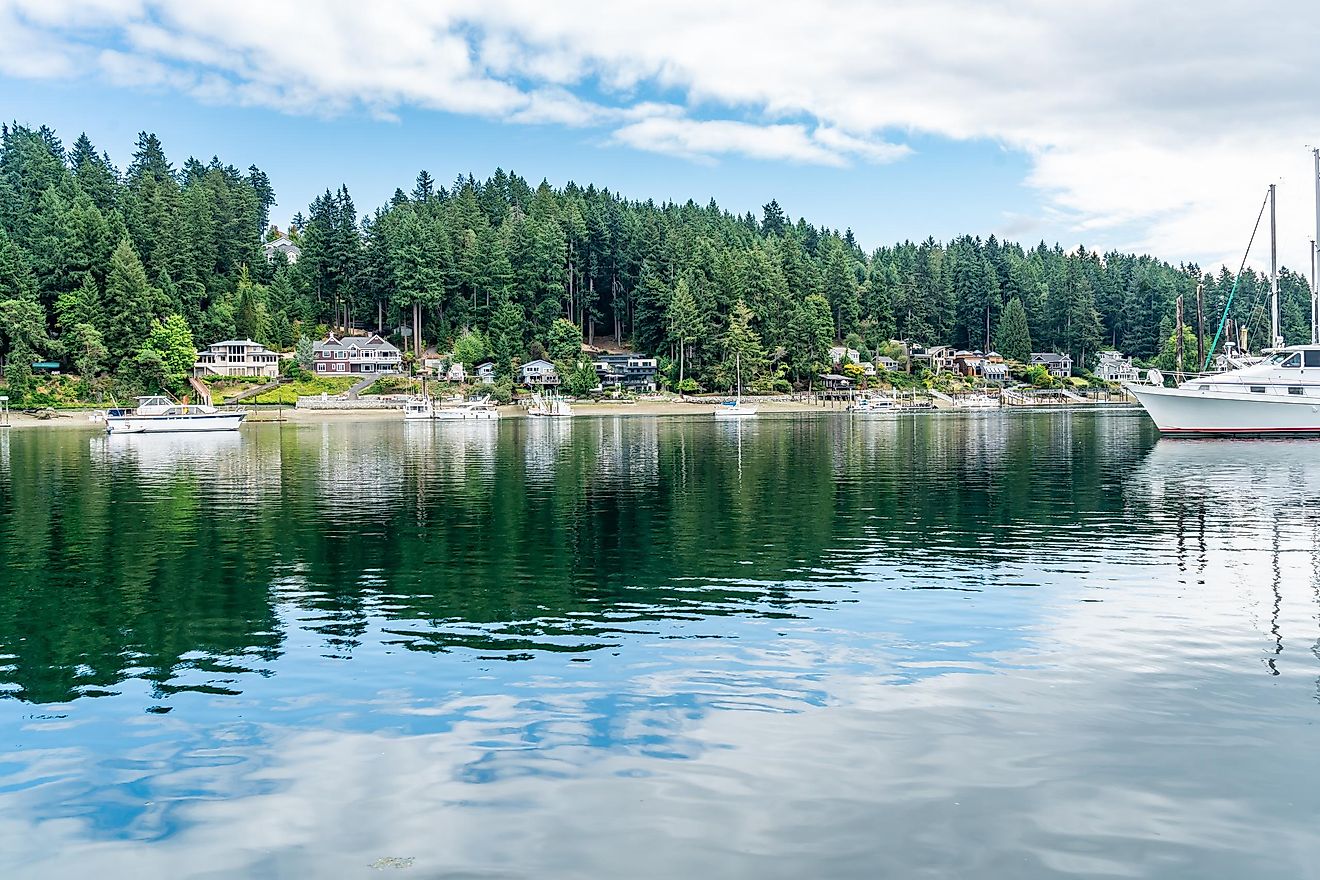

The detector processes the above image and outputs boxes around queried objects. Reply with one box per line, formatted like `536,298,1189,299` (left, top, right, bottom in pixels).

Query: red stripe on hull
1159,426,1320,434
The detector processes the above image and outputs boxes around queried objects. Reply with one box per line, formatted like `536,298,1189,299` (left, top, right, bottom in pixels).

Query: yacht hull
1127,384,1320,434
105,412,246,434
433,410,498,421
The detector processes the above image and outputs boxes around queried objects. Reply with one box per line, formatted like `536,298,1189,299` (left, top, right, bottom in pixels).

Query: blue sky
2,78,1039,253
1,1,1317,270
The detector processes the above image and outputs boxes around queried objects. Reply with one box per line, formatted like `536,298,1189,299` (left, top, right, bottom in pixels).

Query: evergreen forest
0,122,1313,401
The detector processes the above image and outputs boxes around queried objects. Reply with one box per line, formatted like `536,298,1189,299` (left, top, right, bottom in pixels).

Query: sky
1,0,1318,273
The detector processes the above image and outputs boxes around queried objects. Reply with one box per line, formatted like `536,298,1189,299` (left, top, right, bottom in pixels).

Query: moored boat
714,352,758,418
434,396,499,421
1127,349,1320,434
104,395,246,434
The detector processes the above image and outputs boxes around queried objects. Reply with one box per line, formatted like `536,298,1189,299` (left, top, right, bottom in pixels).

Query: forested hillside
0,123,1313,400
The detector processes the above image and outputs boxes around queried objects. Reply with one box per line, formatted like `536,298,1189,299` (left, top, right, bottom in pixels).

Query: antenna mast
1270,183,1279,349
1313,148,1320,345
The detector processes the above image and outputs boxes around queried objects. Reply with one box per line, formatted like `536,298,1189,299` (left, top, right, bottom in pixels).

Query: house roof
1031,352,1068,360
519,359,556,370
819,373,852,381
314,333,399,353
207,339,265,348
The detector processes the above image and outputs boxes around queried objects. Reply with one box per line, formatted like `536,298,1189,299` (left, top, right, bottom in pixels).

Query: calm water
2,411,1319,879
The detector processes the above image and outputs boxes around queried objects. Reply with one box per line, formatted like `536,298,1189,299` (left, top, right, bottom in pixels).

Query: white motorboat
403,396,435,420
714,352,758,418
1127,348,1320,434
104,395,245,434
953,393,999,410
1128,173,1320,435
849,394,897,414
434,396,499,421
403,394,499,421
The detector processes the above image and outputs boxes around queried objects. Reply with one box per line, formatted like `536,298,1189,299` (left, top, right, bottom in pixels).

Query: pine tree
718,299,766,390
103,238,157,367
233,266,267,342
995,297,1032,363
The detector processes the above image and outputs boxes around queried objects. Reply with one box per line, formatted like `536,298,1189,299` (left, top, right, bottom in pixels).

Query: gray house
1030,352,1073,378
313,333,402,375
517,359,561,386
474,360,496,385
593,353,658,391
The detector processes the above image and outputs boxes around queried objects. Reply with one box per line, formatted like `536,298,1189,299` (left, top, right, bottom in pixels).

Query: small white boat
105,395,245,434
953,393,1000,410
403,396,434,420
434,396,500,421
528,391,573,418
849,394,897,414
714,352,758,418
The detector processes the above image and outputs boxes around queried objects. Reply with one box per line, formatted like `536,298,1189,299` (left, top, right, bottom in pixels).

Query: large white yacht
1129,170,1320,436
105,395,246,434
1127,347,1320,434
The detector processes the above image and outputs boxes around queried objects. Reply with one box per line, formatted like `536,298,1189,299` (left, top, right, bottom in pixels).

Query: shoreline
0,396,1136,429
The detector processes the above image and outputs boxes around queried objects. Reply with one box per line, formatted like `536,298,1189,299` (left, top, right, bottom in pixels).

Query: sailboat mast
735,351,741,405
1313,148,1320,345
1270,183,1279,349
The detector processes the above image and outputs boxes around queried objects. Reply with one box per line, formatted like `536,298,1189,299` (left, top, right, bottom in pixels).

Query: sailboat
1127,172,1320,434
714,352,758,418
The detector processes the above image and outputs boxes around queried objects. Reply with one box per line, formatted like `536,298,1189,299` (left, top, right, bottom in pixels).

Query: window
1305,350,1320,368
1282,353,1301,368
1289,386,1305,396
335,350,347,359
1251,386,1266,393
316,363,326,373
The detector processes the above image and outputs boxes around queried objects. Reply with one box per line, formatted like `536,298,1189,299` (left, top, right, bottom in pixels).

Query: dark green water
2,411,1319,878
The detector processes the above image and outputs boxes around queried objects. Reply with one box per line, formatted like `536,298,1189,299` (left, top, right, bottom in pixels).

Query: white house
475,361,496,385
1031,352,1073,378
828,345,860,366
517,359,561,386
263,234,301,264
1096,351,1137,382
193,339,281,378
313,333,402,375
446,362,466,382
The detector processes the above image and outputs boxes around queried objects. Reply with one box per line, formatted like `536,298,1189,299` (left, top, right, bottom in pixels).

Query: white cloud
613,117,908,166
1,0,1318,267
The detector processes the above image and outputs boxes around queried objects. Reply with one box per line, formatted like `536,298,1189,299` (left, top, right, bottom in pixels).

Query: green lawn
250,376,357,405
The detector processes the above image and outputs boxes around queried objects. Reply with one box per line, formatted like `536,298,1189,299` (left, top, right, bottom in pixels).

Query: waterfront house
518,359,561,386
1096,350,1138,382
263,233,301,264
953,350,986,378
313,333,402,375
820,373,853,391
911,344,956,374
1030,352,1073,378
828,345,860,366
984,361,1008,383
594,353,658,392
193,339,282,378
877,355,900,371
446,361,466,382
474,360,496,385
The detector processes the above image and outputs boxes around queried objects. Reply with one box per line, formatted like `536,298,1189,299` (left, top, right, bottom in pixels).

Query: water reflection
3,413,1320,878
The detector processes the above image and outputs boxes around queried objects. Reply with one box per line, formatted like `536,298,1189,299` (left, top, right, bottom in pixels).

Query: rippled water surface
2,411,1319,878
